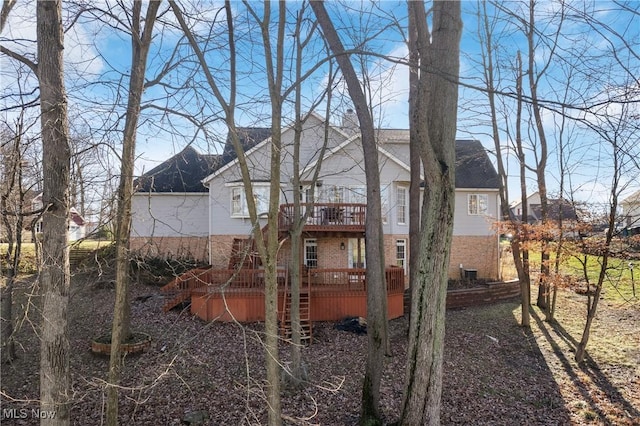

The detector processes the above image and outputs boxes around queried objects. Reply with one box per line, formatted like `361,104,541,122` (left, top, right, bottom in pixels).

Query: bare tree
170,1,288,423
311,2,389,423
285,3,333,385
105,2,161,424
475,1,531,327
400,1,462,424
37,1,73,423
0,114,26,364
574,86,639,362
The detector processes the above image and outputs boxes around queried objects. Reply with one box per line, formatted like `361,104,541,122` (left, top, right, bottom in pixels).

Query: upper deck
278,203,366,234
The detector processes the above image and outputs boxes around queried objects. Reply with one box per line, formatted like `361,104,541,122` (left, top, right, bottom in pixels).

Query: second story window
230,184,270,217
381,185,389,224
397,185,408,225
468,194,488,215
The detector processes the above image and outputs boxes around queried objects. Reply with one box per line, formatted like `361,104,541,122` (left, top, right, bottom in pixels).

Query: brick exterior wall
449,235,499,280
200,233,499,281
209,235,244,268
130,236,209,262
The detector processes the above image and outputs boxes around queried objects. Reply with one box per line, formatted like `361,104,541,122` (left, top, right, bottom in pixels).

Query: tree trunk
514,50,532,325
400,1,462,424
310,3,388,424
37,1,72,423
407,9,421,320
106,3,160,425
1,125,22,364
524,0,552,314
478,3,530,327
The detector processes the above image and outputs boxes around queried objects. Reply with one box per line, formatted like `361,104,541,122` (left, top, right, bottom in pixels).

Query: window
380,185,389,224
231,187,243,216
230,185,270,217
397,185,408,225
348,238,366,268
304,239,318,268
396,239,407,273
327,185,345,203
300,185,318,203
468,194,488,215
348,186,366,204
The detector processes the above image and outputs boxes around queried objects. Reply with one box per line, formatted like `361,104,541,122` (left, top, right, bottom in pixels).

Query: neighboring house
510,191,579,224
31,193,87,242
621,190,640,231
131,113,502,281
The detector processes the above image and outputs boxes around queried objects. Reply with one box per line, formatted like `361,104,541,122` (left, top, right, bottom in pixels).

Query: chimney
341,108,359,133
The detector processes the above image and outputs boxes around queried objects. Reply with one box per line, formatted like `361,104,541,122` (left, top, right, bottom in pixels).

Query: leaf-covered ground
1,270,638,425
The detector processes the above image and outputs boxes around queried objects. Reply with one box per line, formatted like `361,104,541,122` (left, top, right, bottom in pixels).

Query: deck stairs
163,222,291,313
228,237,260,269
160,267,211,312
280,275,312,344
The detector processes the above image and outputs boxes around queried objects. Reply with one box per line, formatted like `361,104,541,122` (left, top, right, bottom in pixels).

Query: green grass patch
1,240,114,275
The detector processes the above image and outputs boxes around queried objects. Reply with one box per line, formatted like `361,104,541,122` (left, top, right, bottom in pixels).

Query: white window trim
468,193,489,216
396,239,407,274
304,238,318,269
381,185,389,224
228,183,271,218
348,238,366,268
396,185,408,225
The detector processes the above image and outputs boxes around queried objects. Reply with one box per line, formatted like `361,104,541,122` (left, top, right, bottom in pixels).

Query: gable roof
135,146,220,193
530,199,579,222
221,127,272,164
622,190,640,206
304,132,499,190
454,139,500,189
148,123,501,192
137,128,273,193
70,208,86,226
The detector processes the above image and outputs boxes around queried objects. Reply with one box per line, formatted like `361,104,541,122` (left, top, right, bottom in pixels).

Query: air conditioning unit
464,269,478,280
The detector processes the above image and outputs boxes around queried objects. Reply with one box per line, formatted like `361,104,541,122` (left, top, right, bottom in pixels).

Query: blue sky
1,1,638,208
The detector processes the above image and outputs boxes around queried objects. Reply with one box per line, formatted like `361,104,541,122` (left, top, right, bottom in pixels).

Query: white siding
452,190,500,236
131,193,209,238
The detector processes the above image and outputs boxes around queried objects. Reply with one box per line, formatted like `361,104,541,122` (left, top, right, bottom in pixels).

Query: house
30,193,87,242
131,129,267,260
131,113,501,324
510,191,579,224
621,190,640,231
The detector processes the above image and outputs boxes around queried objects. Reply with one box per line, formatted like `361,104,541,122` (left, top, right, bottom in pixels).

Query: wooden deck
278,203,366,233
162,266,404,322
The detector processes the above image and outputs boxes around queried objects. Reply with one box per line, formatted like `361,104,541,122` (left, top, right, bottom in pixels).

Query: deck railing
184,266,403,293
303,267,404,293
278,203,366,232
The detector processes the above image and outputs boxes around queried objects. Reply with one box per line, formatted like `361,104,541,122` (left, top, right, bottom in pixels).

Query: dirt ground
1,269,638,425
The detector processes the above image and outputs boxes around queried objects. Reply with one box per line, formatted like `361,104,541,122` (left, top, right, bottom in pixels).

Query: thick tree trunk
407,9,421,319
310,2,388,423
37,1,72,424
106,3,160,425
400,2,462,424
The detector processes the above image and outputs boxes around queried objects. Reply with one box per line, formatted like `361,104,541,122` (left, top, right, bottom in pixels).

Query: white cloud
1,2,104,83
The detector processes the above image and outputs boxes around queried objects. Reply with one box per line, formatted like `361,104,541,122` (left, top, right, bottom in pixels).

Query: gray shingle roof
135,146,220,193
136,128,272,193
454,139,500,189
138,129,499,193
